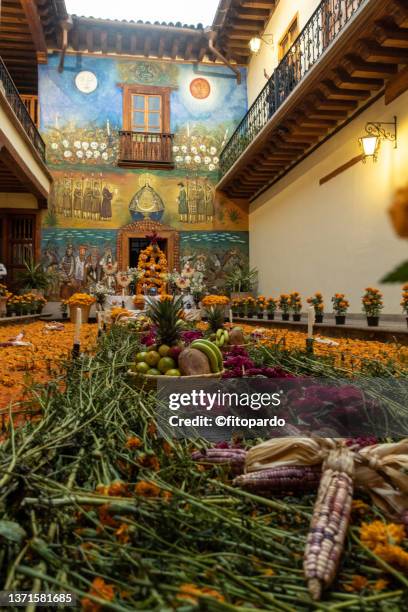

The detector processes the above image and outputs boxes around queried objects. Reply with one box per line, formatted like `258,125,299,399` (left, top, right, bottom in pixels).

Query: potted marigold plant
307,292,324,323
290,292,302,321
0,283,10,317
256,296,267,319
332,293,349,325
279,294,291,321
66,293,96,323
231,298,240,319
245,296,256,318
401,284,408,327
362,287,383,327
266,297,277,320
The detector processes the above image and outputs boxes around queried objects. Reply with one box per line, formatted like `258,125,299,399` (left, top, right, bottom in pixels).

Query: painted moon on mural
75,71,98,94
189,78,211,99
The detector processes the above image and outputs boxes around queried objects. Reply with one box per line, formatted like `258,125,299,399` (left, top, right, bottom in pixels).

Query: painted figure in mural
187,181,197,224
59,243,75,299
100,248,118,290
82,178,94,220
197,182,206,223
62,175,73,217
204,178,215,223
177,182,188,222
42,246,60,297
101,184,113,220
73,180,83,219
74,245,88,289
92,178,102,221
86,246,102,284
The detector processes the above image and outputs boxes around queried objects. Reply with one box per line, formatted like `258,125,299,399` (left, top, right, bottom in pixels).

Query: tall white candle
97,311,102,332
229,309,233,324
74,307,82,344
106,119,110,135
307,307,315,339
122,288,125,299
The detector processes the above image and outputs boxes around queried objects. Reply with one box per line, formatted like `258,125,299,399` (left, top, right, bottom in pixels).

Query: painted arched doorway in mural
116,220,180,272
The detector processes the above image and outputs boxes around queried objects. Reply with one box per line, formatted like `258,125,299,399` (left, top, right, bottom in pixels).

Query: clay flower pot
367,316,379,327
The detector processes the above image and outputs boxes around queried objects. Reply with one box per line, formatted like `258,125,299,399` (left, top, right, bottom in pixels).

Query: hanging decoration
136,233,168,295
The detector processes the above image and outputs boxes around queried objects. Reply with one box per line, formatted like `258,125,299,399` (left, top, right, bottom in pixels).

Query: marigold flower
176,583,225,604
81,577,115,612
343,575,368,592
134,480,161,497
125,436,143,449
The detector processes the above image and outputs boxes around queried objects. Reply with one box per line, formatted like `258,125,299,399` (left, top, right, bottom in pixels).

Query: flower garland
136,244,168,296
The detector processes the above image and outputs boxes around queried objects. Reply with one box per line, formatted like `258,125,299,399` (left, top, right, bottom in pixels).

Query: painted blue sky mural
39,54,247,133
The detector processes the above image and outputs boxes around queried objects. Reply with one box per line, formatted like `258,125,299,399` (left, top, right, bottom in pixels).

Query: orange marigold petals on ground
97,504,118,528
374,578,389,591
125,435,143,449
134,480,161,497
115,523,130,544
343,575,368,592
81,577,115,612
176,583,225,604
360,521,406,549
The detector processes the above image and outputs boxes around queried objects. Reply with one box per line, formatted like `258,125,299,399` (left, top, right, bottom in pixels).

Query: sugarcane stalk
304,446,354,601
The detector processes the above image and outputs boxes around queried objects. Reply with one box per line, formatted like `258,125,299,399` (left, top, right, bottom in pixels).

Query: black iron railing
219,0,366,176
0,56,46,162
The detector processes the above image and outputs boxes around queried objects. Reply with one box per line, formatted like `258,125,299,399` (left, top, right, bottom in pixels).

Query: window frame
278,13,299,61
122,85,171,133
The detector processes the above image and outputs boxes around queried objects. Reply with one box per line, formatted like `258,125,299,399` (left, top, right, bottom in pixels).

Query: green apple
147,368,161,376
136,351,148,363
165,369,181,377
135,362,150,374
158,356,176,373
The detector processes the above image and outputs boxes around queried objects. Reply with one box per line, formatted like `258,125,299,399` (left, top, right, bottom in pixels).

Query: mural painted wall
39,54,249,296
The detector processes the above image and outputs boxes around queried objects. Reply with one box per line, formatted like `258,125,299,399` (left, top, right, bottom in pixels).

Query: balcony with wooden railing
118,131,174,169
0,56,45,162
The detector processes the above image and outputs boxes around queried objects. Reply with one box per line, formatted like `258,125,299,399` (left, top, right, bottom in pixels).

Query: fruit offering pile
209,326,250,348
133,339,223,377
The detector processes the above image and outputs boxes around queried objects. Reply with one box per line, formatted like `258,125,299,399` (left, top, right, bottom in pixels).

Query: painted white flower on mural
100,143,107,151
51,143,58,150
181,145,188,153
62,139,70,148
194,155,201,164
76,150,84,158
93,150,100,158
90,141,98,150
200,144,207,152
185,155,192,164
82,142,89,150
86,150,93,158
204,156,211,165
208,163,215,171
63,150,72,158
173,145,179,153
102,152,108,160
191,146,198,154
210,146,217,155
74,141,81,149
175,155,183,163
213,157,219,164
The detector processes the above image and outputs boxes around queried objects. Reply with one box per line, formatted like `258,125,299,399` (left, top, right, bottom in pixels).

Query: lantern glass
249,37,262,54
360,135,379,158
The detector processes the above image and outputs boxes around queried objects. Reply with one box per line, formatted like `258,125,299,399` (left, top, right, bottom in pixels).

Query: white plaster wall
247,0,321,105
249,91,408,314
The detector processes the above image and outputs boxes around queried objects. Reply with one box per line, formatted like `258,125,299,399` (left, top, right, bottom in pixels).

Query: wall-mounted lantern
359,116,397,162
249,34,274,54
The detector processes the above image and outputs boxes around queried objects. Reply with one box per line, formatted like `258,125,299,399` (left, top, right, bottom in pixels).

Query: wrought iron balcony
219,0,366,176
0,56,46,162
118,131,174,169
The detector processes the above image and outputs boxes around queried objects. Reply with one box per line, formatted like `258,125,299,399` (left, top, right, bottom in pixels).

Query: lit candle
106,119,110,135
187,123,190,138
307,307,315,339
74,307,82,345
97,311,102,333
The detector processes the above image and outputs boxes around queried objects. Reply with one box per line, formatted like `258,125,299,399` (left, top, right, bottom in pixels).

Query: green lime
135,362,150,374
147,368,161,376
158,356,176,373
136,351,148,363
165,369,181,377
158,344,171,357
145,351,161,367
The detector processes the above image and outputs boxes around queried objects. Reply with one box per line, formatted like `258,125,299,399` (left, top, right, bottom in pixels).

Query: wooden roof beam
341,55,398,78
331,68,383,90
20,0,48,63
372,24,408,48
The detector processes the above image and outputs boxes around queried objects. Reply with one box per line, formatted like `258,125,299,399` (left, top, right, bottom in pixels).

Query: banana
191,340,220,373
195,339,223,371
216,328,224,340
223,329,229,343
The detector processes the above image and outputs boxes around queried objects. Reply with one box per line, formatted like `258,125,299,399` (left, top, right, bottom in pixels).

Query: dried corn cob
304,447,354,601
191,448,246,472
233,466,321,495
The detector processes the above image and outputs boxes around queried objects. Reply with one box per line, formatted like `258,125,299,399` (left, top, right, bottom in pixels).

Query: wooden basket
128,369,225,392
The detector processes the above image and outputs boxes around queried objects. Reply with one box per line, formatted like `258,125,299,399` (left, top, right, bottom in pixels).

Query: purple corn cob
233,465,321,495
191,447,247,473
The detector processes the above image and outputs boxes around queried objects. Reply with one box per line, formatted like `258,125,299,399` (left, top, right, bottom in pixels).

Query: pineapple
206,305,225,334
145,296,185,347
